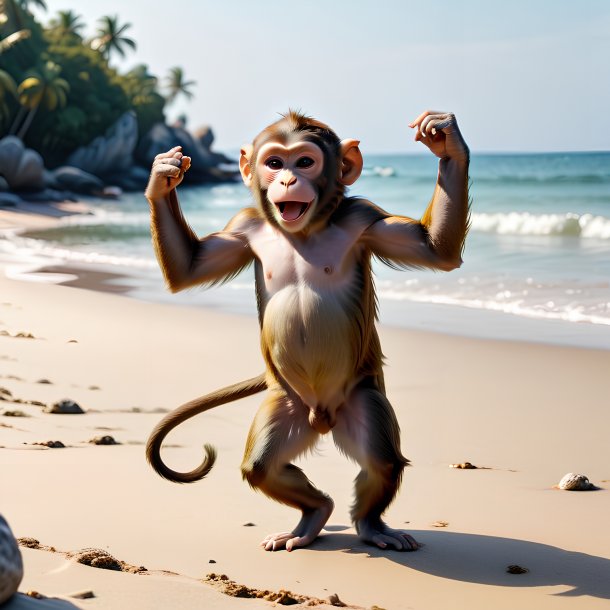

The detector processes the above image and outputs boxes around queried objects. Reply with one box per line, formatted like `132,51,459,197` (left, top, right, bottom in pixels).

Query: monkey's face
254,141,325,233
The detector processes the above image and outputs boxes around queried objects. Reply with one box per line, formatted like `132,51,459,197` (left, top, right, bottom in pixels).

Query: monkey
145,110,470,552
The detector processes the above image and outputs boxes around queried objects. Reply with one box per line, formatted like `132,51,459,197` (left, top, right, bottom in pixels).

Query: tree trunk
16,104,38,140
8,105,26,135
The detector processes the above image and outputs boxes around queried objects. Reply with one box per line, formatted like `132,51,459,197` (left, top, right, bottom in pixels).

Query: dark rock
88,435,118,445
0,136,45,191
52,166,104,195
66,111,138,177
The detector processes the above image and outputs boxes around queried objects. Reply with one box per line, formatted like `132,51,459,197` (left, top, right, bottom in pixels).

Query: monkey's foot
261,499,334,552
356,519,419,551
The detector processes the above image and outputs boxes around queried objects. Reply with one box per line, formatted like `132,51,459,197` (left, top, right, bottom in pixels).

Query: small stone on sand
69,590,95,599
2,410,28,417
36,379,53,384
450,462,478,469
243,522,256,527
33,441,65,449
45,399,84,414
328,593,347,606
431,521,449,528
88,435,119,445
557,473,597,491
507,564,529,574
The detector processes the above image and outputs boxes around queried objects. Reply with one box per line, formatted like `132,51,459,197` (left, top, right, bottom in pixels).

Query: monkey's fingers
154,146,182,161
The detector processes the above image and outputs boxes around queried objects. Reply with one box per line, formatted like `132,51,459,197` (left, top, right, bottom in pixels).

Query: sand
0,206,609,609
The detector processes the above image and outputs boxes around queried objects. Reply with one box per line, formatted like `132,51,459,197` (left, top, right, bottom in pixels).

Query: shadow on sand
313,529,610,599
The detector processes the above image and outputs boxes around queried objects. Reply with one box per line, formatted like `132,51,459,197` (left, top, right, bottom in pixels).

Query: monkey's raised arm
146,147,258,292
362,111,470,271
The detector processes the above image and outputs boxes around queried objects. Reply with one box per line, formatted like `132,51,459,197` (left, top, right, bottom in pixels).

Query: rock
193,125,215,149
45,399,85,414
0,514,24,604
0,136,45,191
88,435,118,445
136,122,236,183
557,473,596,491
450,462,478,469
52,166,104,195
33,440,65,448
20,188,77,203
506,564,529,574
66,111,138,177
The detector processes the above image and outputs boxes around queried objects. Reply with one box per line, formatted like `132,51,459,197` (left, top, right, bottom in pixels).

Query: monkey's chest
261,285,357,408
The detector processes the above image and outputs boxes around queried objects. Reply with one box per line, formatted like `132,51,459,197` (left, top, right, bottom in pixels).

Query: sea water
1,152,609,349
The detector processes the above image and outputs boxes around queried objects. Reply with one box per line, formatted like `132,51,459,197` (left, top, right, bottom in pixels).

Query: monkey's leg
241,387,333,552
333,385,419,551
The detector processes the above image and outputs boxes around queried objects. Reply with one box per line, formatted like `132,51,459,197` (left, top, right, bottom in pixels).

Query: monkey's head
239,110,363,234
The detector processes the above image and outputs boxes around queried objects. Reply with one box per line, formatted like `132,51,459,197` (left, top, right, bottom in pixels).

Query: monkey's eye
296,156,315,169
265,158,283,170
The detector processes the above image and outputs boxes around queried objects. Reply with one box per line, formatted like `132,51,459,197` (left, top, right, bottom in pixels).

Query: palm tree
164,66,195,105
0,67,16,129
91,15,136,61
48,9,84,39
125,64,158,106
10,59,69,139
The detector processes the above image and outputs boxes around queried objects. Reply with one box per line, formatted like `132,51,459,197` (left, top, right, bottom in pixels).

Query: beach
1,204,609,609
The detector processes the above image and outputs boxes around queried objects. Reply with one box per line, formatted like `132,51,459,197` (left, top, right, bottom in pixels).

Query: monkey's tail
146,373,267,484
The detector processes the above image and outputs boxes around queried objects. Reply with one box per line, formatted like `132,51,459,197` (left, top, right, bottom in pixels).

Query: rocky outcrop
0,514,23,604
136,123,236,184
66,111,138,177
0,136,45,191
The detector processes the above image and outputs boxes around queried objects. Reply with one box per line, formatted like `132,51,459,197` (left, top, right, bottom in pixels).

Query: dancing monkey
145,110,470,552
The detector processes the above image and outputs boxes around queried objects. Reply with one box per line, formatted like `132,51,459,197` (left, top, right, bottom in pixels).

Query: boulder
0,514,23,605
66,111,138,177
0,192,22,207
0,136,45,191
136,123,236,183
52,166,104,195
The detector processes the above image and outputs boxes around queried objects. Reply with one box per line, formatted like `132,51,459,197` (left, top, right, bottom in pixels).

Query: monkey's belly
262,285,356,415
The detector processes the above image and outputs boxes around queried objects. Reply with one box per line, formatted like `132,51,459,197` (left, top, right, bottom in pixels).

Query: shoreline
2,200,610,352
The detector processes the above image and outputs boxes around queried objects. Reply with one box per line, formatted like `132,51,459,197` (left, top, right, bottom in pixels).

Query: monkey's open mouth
276,201,309,222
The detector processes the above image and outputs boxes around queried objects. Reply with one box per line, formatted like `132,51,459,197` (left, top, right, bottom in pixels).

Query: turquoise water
2,152,609,348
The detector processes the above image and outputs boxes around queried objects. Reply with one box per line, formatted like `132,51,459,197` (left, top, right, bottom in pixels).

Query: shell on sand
557,473,595,491
0,514,24,604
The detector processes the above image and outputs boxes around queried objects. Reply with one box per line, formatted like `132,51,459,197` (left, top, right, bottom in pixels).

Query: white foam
471,212,610,239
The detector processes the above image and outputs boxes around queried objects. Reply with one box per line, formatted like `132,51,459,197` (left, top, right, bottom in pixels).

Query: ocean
2,151,609,350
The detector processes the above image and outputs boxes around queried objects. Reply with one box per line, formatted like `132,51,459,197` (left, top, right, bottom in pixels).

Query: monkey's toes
358,522,420,552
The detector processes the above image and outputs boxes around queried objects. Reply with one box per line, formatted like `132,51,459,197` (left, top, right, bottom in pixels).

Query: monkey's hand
145,146,192,202
409,111,469,162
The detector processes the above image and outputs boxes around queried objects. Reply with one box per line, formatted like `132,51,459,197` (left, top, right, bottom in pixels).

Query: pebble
557,473,596,491
44,399,85,414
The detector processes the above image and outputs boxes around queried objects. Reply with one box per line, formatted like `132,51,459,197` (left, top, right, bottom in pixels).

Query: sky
32,0,610,154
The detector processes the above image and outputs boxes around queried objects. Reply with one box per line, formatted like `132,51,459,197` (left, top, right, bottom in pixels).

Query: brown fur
145,110,470,551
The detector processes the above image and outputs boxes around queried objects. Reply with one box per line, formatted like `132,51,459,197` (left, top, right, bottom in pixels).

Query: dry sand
1,206,609,609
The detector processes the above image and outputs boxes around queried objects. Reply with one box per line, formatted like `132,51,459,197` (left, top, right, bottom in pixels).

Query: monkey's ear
339,139,363,186
239,144,254,187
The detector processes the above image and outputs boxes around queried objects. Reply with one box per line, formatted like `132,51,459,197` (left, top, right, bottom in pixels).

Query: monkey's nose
280,173,297,188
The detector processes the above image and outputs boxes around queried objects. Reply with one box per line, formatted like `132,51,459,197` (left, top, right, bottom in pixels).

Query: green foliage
0,2,183,167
